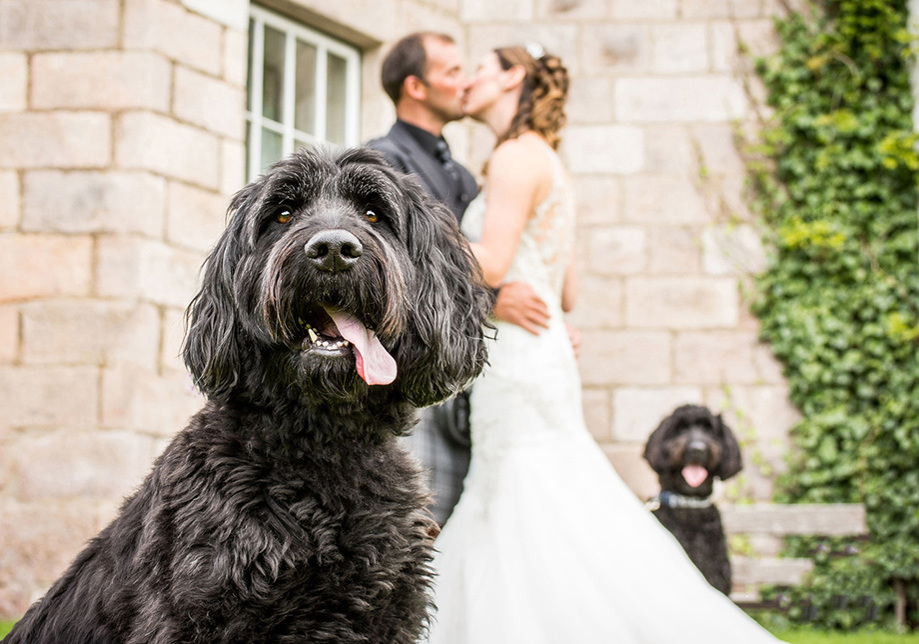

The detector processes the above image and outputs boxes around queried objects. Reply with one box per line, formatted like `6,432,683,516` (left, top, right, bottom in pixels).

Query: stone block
173,66,245,139
702,224,766,275
223,24,248,88
0,366,99,428
0,235,93,303
622,175,709,225
572,176,621,224
0,0,119,50
736,18,780,58
711,21,740,73
730,0,765,19
21,301,161,369
610,0,678,19
612,386,703,442
31,52,171,111
706,384,800,444
0,499,100,616
615,77,748,123
580,24,651,73
588,225,647,275
674,330,761,384
643,125,697,175
0,170,19,229
682,0,732,18
692,124,744,174
0,53,26,111
166,181,229,252
23,171,166,237
181,0,247,29
566,77,615,125
8,429,156,501
0,305,17,363
581,387,611,442
602,443,659,501
565,274,623,329
161,307,190,373
563,125,644,175
116,112,220,189
535,0,607,20
646,226,702,274
578,330,671,386
651,24,710,74
0,113,111,169
466,25,580,75
124,0,223,75
625,276,740,328
96,237,204,308
462,0,534,21
220,139,247,197
101,363,204,436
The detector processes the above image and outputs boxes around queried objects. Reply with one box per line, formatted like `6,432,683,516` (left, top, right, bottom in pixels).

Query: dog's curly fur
643,404,743,596
5,147,491,644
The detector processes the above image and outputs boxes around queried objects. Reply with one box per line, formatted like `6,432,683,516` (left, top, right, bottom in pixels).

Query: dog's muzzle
305,229,363,273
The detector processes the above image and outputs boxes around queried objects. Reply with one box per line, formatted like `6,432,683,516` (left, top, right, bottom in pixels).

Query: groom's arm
493,281,550,335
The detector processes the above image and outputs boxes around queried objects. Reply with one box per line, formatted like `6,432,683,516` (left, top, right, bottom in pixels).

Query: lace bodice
461,142,575,305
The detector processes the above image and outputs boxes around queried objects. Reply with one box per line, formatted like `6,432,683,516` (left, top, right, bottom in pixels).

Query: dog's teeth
308,328,318,342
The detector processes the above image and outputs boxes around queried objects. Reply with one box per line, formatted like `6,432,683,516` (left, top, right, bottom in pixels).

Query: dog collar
645,491,713,510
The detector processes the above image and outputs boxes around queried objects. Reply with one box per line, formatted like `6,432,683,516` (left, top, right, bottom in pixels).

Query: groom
367,32,551,526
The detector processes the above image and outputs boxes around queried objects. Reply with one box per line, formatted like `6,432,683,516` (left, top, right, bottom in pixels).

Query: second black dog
643,404,743,596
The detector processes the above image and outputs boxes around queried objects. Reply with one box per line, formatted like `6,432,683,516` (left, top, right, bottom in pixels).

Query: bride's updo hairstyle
494,43,569,150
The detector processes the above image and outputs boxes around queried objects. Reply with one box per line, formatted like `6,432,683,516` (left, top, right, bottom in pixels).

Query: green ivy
746,0,919,630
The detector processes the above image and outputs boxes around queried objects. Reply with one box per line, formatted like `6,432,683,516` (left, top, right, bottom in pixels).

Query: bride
425,44,786,643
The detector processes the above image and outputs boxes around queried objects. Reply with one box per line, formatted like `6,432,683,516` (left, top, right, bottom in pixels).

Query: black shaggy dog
5,147,491,644
643,404,743,596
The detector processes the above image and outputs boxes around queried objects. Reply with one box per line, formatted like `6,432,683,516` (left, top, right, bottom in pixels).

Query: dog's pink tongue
324,308,397,386
682,465,708,488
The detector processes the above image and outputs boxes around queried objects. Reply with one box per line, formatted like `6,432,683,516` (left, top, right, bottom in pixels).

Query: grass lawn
0,621,14,638
772,628,919,643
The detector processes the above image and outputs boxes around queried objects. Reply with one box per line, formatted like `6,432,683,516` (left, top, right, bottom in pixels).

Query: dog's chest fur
652,504,731,596
13,402,432,644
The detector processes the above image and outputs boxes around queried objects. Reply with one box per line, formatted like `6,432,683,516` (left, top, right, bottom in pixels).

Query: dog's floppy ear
183,185,260,401
397,179,491,407
714,413,743,480
643,410,682,473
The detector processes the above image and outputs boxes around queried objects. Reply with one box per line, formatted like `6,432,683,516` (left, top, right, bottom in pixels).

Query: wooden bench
720,503,868,605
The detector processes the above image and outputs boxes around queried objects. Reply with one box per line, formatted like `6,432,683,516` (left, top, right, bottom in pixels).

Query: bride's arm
561,254,577,313
469,140,541,287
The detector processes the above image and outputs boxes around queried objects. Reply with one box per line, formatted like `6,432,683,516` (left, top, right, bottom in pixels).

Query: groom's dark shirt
367,119,478,223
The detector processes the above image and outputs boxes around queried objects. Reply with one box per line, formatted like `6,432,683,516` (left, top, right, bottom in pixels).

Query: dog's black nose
304,230,363,272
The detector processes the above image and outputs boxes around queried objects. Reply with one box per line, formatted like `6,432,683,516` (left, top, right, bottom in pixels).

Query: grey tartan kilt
400,391,471,526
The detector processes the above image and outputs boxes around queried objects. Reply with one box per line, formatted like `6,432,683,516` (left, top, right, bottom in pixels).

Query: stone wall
0,0,800,618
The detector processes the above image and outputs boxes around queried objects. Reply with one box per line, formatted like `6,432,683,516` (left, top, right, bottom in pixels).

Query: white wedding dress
426,141,784,644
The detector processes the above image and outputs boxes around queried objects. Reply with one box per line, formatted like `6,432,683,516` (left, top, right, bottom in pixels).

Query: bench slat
721,503,866,536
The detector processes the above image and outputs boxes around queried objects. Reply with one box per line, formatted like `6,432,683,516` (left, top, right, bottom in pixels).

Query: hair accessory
525,42,546,61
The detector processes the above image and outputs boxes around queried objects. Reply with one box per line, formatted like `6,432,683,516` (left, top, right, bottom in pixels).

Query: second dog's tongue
682,465,708,488
324,307,397,386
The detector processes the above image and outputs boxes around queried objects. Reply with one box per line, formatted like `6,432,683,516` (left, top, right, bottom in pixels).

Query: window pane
326,52,348,145
261,128,283,174
246,18,255,112
295,138,313,154
262,26,285,122
294,40,317,135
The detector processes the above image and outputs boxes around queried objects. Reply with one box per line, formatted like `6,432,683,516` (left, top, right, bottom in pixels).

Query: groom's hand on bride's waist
493,281,550,335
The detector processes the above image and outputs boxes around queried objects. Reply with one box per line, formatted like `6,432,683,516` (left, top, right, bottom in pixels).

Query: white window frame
247,5,361,181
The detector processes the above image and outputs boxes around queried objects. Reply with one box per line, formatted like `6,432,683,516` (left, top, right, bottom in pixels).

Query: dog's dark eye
277,209,293,224
365,210,381,224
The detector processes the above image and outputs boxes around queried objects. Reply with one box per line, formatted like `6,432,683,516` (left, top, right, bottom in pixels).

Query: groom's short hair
381,32,455,105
